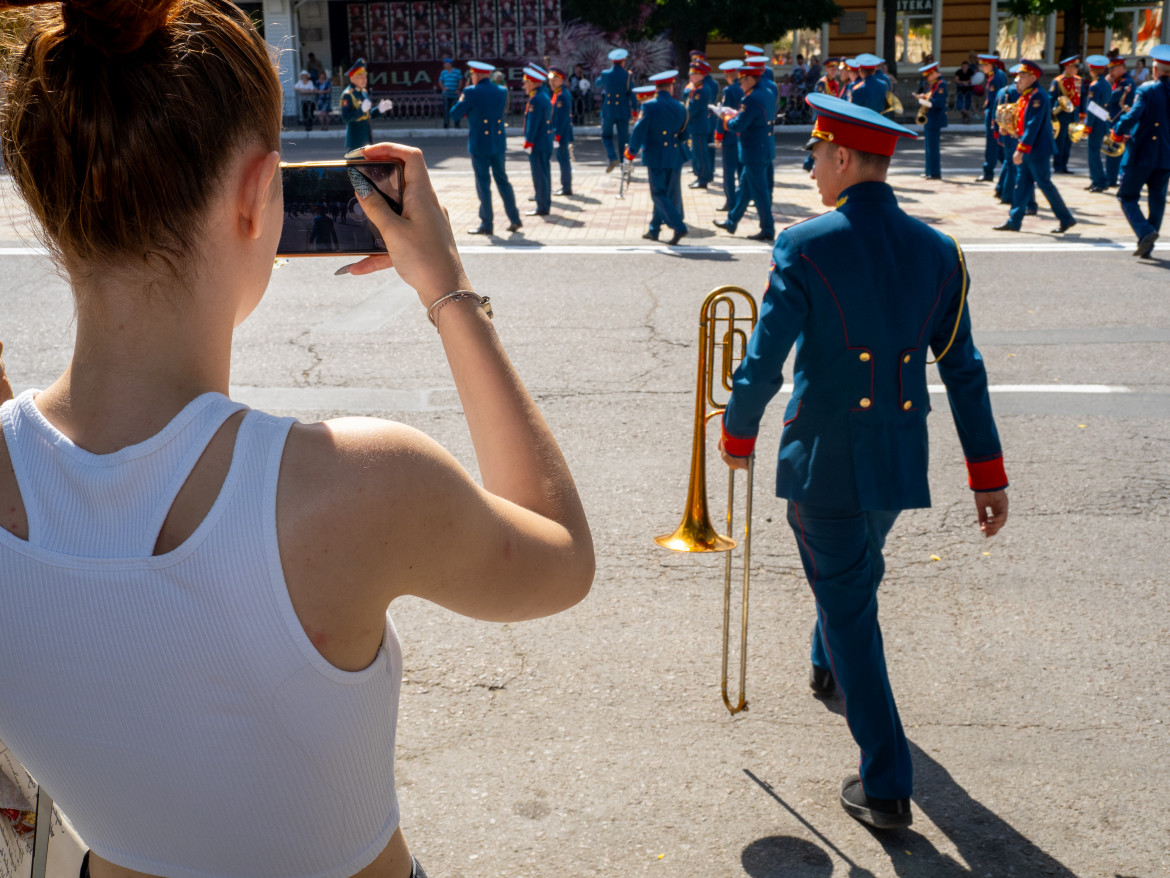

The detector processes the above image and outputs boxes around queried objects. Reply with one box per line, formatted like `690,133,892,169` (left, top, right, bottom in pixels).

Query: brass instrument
883,89,904,117
1102,134,1126,158
1052,119,1060,139
656,286,758,715
1069,120,1086,143
995,101,1021,138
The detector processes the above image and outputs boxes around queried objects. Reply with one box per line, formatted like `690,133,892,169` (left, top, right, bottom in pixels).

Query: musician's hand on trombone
718,438,751,471
974,489,1009,538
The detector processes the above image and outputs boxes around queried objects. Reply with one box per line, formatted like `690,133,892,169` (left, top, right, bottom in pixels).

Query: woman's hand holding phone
341,143,470,309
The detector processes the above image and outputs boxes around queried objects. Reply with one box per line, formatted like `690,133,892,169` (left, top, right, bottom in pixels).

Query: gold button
903,354,911,363
903,400,913,410
859,351,871,362
859,398,871,408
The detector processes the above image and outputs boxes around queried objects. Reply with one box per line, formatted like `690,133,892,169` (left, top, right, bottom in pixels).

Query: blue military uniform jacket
1114,76,1170,168
985,67,1007,115
924,79,949,129
721,81,745,146
524,89,554,152
850,75,887,114
1084,74,1112,134
728,86,772,164
1108,73,1137,122
1016,85,1056,157
339,85,387,150
628,90,686,169
599,65,633,122
684,77,716,135
721,181,1006,511
551,86,573,143
449,79,509,155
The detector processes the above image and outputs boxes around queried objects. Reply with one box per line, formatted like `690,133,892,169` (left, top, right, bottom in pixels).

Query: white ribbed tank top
0,390,402,878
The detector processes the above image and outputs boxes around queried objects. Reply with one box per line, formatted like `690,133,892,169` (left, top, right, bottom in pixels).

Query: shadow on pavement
744,742,1082,878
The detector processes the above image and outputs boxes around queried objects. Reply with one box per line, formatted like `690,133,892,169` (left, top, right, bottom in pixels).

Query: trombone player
1051,55,1082,174
914,61,947,179
719,94,1009,830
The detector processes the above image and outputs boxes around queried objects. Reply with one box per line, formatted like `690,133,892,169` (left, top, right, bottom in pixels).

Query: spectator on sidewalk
954,59,974,122
294,69,317,132
438,58,464,128
315,69,333,131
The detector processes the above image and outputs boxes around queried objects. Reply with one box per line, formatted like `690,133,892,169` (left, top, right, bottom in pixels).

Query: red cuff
523,141,533,149
714,132,724,143
1016,143,1032,153
555,135,561,143
966,455,1008,491
720,421,757,458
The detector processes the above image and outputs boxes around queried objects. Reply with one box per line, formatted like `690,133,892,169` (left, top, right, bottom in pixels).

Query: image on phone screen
277,162,403,256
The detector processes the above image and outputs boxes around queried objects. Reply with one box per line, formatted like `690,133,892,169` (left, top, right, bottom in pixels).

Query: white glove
377,98,393,114
361,98,373,113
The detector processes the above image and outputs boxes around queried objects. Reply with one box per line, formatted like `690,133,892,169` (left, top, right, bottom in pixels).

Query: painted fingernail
334,264,352,276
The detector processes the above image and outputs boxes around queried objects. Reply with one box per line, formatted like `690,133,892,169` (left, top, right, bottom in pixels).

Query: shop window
996,13,1046,59
774,29,823,65
895,12,933,63
1108,5,1164,57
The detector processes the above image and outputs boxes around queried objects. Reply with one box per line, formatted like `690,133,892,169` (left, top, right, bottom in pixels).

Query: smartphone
277,158,404,256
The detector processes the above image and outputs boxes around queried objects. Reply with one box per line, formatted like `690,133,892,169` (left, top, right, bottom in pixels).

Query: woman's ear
239,149,282,240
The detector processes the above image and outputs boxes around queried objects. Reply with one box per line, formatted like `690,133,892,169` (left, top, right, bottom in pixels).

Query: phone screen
277,161,404,256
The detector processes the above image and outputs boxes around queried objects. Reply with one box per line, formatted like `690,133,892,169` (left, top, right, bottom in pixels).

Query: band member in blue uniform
1083,56,1114,192
843,58,860,99
713,62,775,241
743,55,778,199
600,48,634,172
717,60,745,210
690,51,720,181
1111,44,1170,258
915,61,948,179
449,60,523,235
720,93,1009,829
803,58,844,173
522,67,554,216
1051,55,1082,173
995,59,1076,233
548,65,574,196
339,59,393,151
1106,57,1137,187
850,53,888,114
993,67,1036,213
684,58,716,188
626,70,688,245
976,54,1007,182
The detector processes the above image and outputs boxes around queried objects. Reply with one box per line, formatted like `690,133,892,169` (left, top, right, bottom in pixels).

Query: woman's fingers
336,254,395,276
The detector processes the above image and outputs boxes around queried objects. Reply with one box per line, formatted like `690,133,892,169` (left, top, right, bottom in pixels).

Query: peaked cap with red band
803,93,917,156
1109,56,1127,68
1017,58,1043,77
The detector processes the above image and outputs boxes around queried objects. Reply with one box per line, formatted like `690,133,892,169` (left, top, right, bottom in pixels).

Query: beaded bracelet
426,290,493,331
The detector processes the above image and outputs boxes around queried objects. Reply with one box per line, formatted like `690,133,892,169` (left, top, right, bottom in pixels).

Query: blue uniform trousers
647,166,686,235
723,141,742,206
727,161,774,236
707,132,716,184
1117,164,1170,240
997,142,1037,210
790,502,912,800
555,141,572,192
1106,151,1123,187
601,116,630,163
529,148,552,213
1009,152,1074,228
1087,127,1108,188
689,129,713,183
923,126,942,177
981,116,1001,180
471,153,521,231
1054,113,1074,171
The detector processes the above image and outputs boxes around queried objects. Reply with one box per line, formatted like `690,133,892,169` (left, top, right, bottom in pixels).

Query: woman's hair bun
61,0,180,55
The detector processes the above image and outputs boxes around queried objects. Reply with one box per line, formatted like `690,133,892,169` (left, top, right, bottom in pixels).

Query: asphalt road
1,133,1168,877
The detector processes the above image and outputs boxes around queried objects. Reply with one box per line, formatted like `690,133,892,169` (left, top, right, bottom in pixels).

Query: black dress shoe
527,195,536,201
1136,230,1159,257
715,203,731,212
688,180,708,189
668,228,688,245
810,664,836,697
1053,219,1077,234
554,188,572,196
467,227,492,235
606,160,618,173
840,775,912,830
746,230,774,242
712,219,735,233
974,176,993,183
993,223,1020,231
524,209,549,216
1025,206,1038,216
507,221,523,232
641,231,659,241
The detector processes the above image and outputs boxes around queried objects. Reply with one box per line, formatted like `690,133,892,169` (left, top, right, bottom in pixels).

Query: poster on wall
411,2,432,59
543,25,558,54
457,28,474,56
520,0,538,27
347,3,367,34
497,0,516,27
433,2,453,30
369,2,388,33
455,0,474,29
541,0,559,26
521,27,537,58
478,28,496,57
498,27,517,58
390,2,408,32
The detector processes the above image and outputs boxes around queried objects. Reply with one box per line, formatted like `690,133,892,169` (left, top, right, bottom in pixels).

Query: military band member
994,59,1076,233
1106,57,1137,187
1051,55,1083,173
993,67,1038,214
625,70,688,245
549,65,574,196
720,93,1009,829
976,54,1007,182
744,55,778,200
915,61,947,179
803,58,843,173
1083,56,1114,192
522,67,554,216
692,50,720,181
449,60,523,235
843,58,860,97
684,58,716,188
713,61,774,241
717,60,746,210
339,59,393,151
850,53,888,114
600,48,634,172
1110,44,1170,258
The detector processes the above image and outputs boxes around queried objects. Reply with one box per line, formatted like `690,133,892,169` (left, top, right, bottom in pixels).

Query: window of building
895,11,934,63
774,29,823,66
996,13,1047,59
1107,5,1164,57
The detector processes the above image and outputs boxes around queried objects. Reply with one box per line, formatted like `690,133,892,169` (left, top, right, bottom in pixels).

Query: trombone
656,286,759,714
